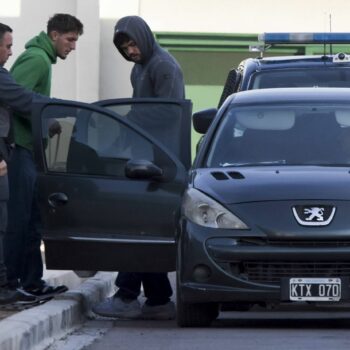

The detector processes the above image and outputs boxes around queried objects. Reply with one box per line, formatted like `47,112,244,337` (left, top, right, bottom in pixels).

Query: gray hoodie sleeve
152,61,185,99
0,66,45,115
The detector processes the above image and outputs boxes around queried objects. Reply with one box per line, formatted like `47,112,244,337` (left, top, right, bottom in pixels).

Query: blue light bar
259,32,350,44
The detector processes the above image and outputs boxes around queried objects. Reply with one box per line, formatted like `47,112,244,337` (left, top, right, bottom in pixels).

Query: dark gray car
178,87,350,326
33,89,350,327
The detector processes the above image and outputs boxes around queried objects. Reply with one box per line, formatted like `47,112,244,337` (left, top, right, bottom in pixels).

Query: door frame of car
31,98,192,272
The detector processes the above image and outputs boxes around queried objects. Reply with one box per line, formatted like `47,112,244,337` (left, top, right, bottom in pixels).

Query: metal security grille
237,261,350,284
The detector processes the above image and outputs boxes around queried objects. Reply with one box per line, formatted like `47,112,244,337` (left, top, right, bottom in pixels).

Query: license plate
289,278,341,301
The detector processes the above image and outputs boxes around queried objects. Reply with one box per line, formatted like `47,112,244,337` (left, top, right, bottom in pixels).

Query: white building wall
139,0,350,33
0,0,350,101
76,0,100,102
0,0,100,102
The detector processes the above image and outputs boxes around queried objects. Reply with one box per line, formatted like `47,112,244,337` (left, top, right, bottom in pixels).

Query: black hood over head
113,16,156,64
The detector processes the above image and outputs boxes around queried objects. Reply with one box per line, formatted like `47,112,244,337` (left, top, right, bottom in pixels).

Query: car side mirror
125,159,163,180
192,108,217,134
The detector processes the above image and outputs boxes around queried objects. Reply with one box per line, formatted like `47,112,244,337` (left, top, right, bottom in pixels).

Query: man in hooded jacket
4,14,83,298
92,16,185,320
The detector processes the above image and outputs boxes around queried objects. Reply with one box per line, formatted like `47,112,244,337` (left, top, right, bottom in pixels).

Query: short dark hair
47,13,83,35
114,32,131,47
0,23,12,42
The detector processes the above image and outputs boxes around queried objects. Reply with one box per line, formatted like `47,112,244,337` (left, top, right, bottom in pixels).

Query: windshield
251,68,350,89
206,103,350,168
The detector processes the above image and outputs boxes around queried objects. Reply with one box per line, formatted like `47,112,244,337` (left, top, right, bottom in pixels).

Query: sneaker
0,287,37,305
141,301,176,320
92,296,142,319
14,288,39,304
24,284,68,299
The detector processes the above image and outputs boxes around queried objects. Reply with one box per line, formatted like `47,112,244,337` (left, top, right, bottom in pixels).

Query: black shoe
24,284,68,299
0,287,37,305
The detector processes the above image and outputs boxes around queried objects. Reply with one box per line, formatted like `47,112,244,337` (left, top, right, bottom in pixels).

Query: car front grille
241,238,350,248
209,238,350,285
232,261,350,284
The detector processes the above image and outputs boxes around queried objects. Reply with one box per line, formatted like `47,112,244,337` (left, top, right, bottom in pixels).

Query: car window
251,68,350,89
41,104,173,177
206,103,350,168
102,102,183,158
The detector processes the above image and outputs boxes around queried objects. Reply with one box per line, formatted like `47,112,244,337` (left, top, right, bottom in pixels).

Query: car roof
244,55,350,71
228,87,350,105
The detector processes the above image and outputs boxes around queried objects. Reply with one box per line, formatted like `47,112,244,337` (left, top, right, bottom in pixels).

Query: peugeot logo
292,205,336,226
303,207,324,221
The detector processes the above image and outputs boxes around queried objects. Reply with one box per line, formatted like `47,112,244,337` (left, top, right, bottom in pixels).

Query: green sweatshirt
10,31,57,150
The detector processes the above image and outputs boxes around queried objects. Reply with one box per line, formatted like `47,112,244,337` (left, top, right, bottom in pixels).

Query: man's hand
0,160,7,176
48,120,62,138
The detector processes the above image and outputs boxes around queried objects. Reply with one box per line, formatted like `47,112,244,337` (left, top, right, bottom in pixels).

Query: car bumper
178,220,350,304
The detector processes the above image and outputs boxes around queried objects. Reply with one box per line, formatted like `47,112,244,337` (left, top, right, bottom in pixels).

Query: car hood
192,166,350,204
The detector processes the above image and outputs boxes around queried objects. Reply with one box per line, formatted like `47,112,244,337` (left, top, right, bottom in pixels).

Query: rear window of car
250,68,350,89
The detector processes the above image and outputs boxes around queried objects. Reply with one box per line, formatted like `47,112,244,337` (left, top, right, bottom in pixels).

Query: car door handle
48,192,68,208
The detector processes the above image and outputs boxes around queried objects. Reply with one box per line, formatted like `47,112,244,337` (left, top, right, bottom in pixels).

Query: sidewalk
0,269,117,350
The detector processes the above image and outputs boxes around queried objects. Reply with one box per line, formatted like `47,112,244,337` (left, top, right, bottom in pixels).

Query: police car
218,32,350,106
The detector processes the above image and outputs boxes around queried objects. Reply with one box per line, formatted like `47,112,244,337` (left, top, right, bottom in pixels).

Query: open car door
95,98,192,169
31,98,192,272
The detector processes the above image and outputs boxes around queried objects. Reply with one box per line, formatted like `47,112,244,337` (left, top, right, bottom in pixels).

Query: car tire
73,270,97,278
176,275,219,327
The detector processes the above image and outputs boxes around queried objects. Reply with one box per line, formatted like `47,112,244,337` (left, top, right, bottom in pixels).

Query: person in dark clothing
5,14,83,298
92,16,185,320
0,23,47,305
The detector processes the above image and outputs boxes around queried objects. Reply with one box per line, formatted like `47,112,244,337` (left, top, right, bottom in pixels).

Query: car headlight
182,188,249,229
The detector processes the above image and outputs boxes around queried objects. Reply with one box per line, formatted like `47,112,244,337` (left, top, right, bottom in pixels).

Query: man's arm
0,67,46,115
0,159,7,176
153,61,184,99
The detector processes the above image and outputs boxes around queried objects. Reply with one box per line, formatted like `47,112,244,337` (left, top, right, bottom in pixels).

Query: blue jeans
4,146,44,289
116,272,172,306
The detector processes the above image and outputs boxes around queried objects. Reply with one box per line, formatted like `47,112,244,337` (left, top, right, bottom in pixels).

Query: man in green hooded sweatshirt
5,14,84,298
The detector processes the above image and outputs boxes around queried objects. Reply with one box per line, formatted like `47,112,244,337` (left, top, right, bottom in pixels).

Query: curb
0,271,117,350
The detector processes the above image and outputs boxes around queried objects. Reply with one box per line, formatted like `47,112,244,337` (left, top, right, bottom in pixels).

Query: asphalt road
46,272,350,350
47,306,350,350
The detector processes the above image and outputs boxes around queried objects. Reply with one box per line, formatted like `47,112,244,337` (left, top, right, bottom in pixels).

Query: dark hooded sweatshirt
113,16,185,99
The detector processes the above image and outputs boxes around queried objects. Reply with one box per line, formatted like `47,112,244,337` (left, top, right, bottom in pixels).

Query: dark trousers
4,147,43,289
0,201,7,287
116,272,172,306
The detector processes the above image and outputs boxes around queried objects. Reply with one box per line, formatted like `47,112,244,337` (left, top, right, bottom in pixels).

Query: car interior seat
67,138,105,175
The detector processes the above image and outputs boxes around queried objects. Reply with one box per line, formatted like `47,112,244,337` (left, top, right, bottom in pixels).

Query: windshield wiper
220,160,287,167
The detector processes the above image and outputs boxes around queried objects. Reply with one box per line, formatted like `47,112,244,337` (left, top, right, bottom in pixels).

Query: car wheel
73,270,97,278
176,281,219,327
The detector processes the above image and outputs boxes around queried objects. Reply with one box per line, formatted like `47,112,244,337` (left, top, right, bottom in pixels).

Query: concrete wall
138,0,350,33
1,0,350,101
0,0,99,102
